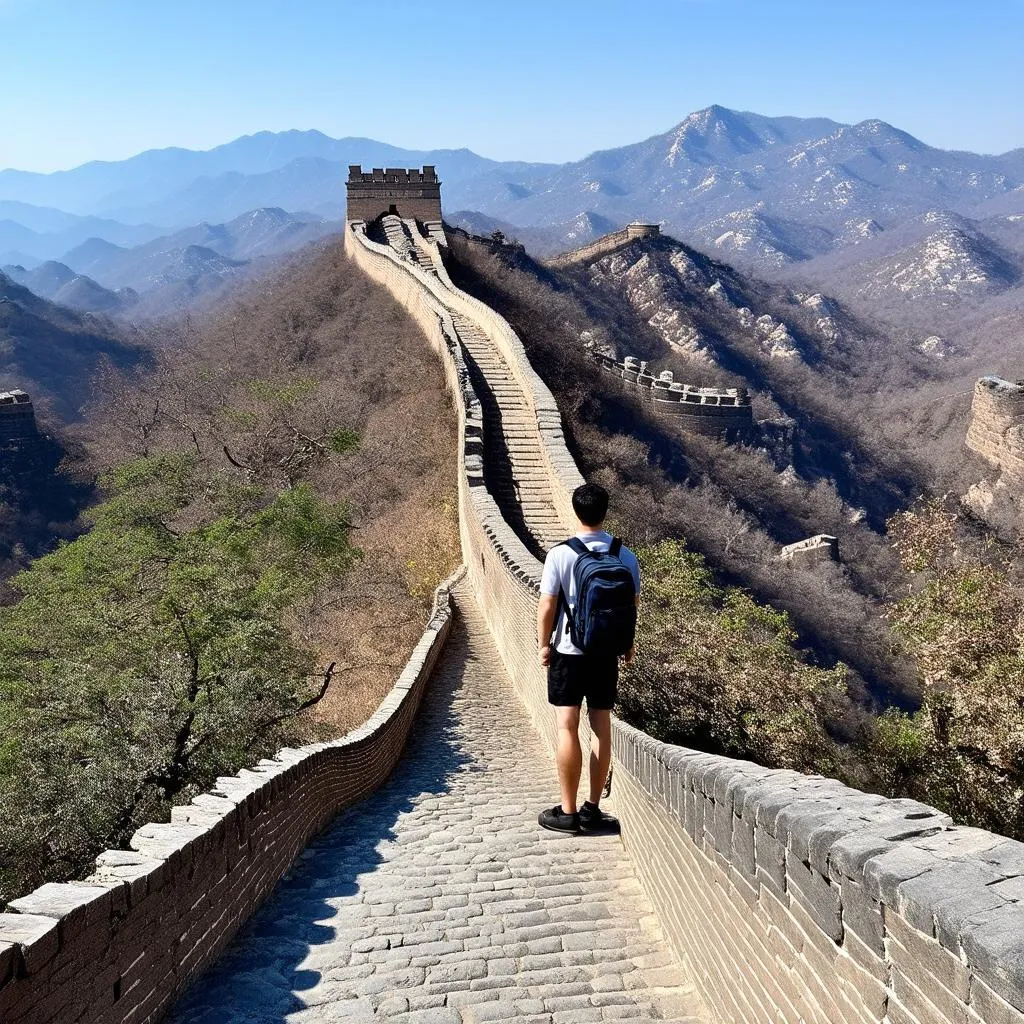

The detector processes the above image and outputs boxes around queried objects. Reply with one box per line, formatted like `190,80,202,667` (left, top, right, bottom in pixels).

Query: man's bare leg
588,708,613,806
556,705,583,814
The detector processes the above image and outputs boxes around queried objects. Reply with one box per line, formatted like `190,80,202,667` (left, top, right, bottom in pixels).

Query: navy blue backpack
557,537,637,656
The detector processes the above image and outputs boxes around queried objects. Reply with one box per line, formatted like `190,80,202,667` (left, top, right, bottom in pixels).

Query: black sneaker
538,805,580,834
578,801,620,835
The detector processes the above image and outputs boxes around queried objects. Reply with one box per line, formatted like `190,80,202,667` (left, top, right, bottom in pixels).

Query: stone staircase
450,313,565,557
381,215,438,277
375,220,565,557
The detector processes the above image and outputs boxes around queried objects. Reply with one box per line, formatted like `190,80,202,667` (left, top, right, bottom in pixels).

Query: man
536,482,640,834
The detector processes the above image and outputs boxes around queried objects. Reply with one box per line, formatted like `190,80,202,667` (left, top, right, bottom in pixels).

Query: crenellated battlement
592,351,754,438
0,388,38,446
345,164,442,225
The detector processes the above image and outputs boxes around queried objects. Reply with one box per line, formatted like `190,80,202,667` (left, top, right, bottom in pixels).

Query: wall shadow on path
166,609,477,1024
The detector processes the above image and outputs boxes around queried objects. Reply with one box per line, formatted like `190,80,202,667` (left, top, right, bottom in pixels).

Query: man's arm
624,549,642,664
537,594,558,667
624,592,640,664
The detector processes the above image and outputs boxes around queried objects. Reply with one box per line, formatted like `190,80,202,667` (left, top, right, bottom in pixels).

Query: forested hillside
443,226,1024,841
0,240,459,902
445,229,918,697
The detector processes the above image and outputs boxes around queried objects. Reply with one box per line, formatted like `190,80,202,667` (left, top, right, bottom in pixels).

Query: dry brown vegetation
444,227,1024,839
444,230,915,706
82,239,460,736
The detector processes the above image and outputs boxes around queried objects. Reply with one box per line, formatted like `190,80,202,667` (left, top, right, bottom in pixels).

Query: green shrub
0,453,357,902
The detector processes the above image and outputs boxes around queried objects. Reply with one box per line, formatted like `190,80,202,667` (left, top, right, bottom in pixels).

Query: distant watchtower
346,166,442,225
0,389,37,446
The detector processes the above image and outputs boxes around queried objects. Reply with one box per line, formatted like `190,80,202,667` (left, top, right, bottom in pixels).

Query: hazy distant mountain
2,261,132,314
0,203,162,263
147,207,338,261
0,131,552,224
63,238,245,294
60,207,334,291
0,271,145,419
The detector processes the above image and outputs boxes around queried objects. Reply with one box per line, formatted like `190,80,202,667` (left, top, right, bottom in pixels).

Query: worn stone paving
170,590,705,1024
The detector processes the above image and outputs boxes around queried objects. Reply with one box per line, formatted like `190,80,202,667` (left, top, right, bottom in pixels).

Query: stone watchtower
965,376,1024,483
0,389,37,445
346,166,442,225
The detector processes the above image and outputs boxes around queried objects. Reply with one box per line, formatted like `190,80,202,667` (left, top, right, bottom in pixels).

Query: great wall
590,354,754,440
1,172,1024,1024
546,223,662,268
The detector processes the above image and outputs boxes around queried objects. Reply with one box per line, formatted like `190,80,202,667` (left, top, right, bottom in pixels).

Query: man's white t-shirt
540,530,641,656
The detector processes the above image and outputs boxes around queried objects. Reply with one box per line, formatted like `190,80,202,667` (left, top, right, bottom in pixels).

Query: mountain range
450,107,1024,252
3,108,1020,273
1,108,1022,340
0,131,548,226
3,208,338,316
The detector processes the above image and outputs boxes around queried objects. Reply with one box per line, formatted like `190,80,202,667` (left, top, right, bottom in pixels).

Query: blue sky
2,0,1022,172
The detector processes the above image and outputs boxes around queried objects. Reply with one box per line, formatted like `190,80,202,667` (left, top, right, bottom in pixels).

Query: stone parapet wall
593,353,754,438
547,224,661,268
346,221,1024,1024
612,722,1024,1024
0,556,462,1023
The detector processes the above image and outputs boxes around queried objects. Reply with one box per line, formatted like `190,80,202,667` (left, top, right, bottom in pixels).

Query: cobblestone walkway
170,589,704,1024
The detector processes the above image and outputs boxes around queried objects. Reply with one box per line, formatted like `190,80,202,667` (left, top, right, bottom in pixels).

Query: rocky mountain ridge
449,107,1024,255
2,261,132,314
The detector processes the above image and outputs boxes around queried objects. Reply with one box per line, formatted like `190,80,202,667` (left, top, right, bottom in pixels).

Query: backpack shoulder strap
564,537,589,557
609,537,623,558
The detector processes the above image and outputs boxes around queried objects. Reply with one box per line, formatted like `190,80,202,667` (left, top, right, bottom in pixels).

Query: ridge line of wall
546,223,660,269
346,220,1024,1024
383,219,584,529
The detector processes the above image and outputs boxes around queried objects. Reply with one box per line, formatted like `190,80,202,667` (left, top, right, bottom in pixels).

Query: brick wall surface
346,220,1024,1024
0,567,462,1024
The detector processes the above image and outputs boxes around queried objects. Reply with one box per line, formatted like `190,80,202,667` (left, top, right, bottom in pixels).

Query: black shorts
547,649,619,710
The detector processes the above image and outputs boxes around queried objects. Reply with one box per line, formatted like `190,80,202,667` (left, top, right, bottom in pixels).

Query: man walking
536,482,640,834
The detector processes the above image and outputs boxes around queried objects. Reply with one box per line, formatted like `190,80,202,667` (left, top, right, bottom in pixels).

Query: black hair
572,482,609,527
